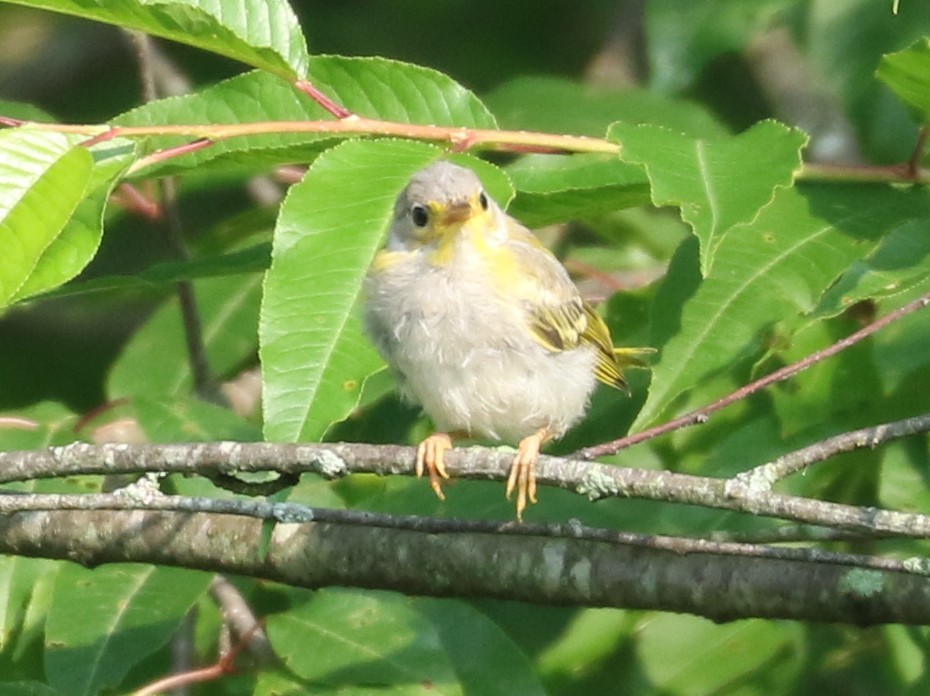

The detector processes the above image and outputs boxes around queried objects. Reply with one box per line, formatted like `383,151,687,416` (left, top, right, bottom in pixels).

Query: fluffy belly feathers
365,248,598,443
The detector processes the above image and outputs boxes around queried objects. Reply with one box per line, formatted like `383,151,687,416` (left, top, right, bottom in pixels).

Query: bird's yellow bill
437,201,475,226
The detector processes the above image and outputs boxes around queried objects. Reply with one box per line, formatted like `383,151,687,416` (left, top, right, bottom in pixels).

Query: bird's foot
415,432,453,500
505,427,551,521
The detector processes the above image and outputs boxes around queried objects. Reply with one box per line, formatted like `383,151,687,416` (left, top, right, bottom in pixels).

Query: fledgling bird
364,161,648,519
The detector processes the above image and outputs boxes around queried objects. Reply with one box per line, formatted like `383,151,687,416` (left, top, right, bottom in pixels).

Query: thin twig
294,79,352,119
800,161,930,184
133,663,227,696
160,177,226,404
125,31,158,103
133,617,264,696
0,416,39,430
1,118,621,169
735,412,930,491
708,524,900,545
577,290,930,459
209,576,275,663
6,115,930,187
109,183,162,220
128,31,226,406
908,125,930,179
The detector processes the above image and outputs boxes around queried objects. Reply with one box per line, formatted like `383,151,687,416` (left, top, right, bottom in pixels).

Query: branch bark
3,409,930,625
3,425,930,537
1,508,927,625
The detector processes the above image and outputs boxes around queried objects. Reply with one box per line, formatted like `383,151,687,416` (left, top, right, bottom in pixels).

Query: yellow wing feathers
499,219,647,392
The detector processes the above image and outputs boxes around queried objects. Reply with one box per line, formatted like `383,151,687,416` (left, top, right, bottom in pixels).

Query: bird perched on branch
365,161,649,519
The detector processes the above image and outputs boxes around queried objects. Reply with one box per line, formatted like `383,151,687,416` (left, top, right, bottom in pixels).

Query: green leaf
876,38,930,122
260,140,433,442
45,565,212,696
0,403,77,451
633,183,930,431
132,395,262,443
3,562,58,680
884,624,929,686
310,55,497,127
116,57,497,176
5,0,309,80
534,608,634,688
609,120,807,275
41,243,271,299
636,615,801,694
107,273,262,398
0,682,58,696
266,588,458,689
0,129,93,307
484,76,727,138
814,219,930,319
505,154,650,228
418,599,545,696
871,283,930,406
0,100,54,122
12,139,135,302
768,316,882,442
0,557,57,654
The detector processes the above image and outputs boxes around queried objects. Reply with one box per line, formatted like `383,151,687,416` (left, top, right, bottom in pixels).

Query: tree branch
2,411,930,537
735,412,930,491
0,489,921,575
0,117,621,173
1,507,928,625
3,409,930,623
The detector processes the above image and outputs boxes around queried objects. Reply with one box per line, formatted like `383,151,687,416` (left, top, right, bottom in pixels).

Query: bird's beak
438,201,476,226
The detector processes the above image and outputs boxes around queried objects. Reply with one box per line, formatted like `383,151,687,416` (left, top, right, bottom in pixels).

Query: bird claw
506,428,548,521
415,433,452,500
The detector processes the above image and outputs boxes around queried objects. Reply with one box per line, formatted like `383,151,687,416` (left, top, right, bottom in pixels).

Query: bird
364,160,648,519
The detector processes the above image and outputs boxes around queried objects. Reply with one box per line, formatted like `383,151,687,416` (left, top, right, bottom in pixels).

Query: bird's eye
411,204,429,227
478,191,489,211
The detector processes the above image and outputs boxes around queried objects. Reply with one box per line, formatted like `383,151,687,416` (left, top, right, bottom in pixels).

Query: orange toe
506,427,551,521
415,432,452,501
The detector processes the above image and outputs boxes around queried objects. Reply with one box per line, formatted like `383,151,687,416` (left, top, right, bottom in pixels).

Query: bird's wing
502,219,629,391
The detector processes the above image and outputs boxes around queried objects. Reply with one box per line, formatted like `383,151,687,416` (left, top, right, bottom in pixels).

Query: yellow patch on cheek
428,234,457,265
469,215,521,290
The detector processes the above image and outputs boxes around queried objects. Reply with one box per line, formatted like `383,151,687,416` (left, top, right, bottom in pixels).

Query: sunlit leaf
609,120,807,274
5,0,309,79
116,57,497,176
11,139,135,302
634,183,930,430
0,129,92,307
505,154,650,228
259,140,437,443
637,615,802,694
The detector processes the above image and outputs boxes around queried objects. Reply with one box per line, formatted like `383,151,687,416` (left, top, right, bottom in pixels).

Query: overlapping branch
1,403,930,624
